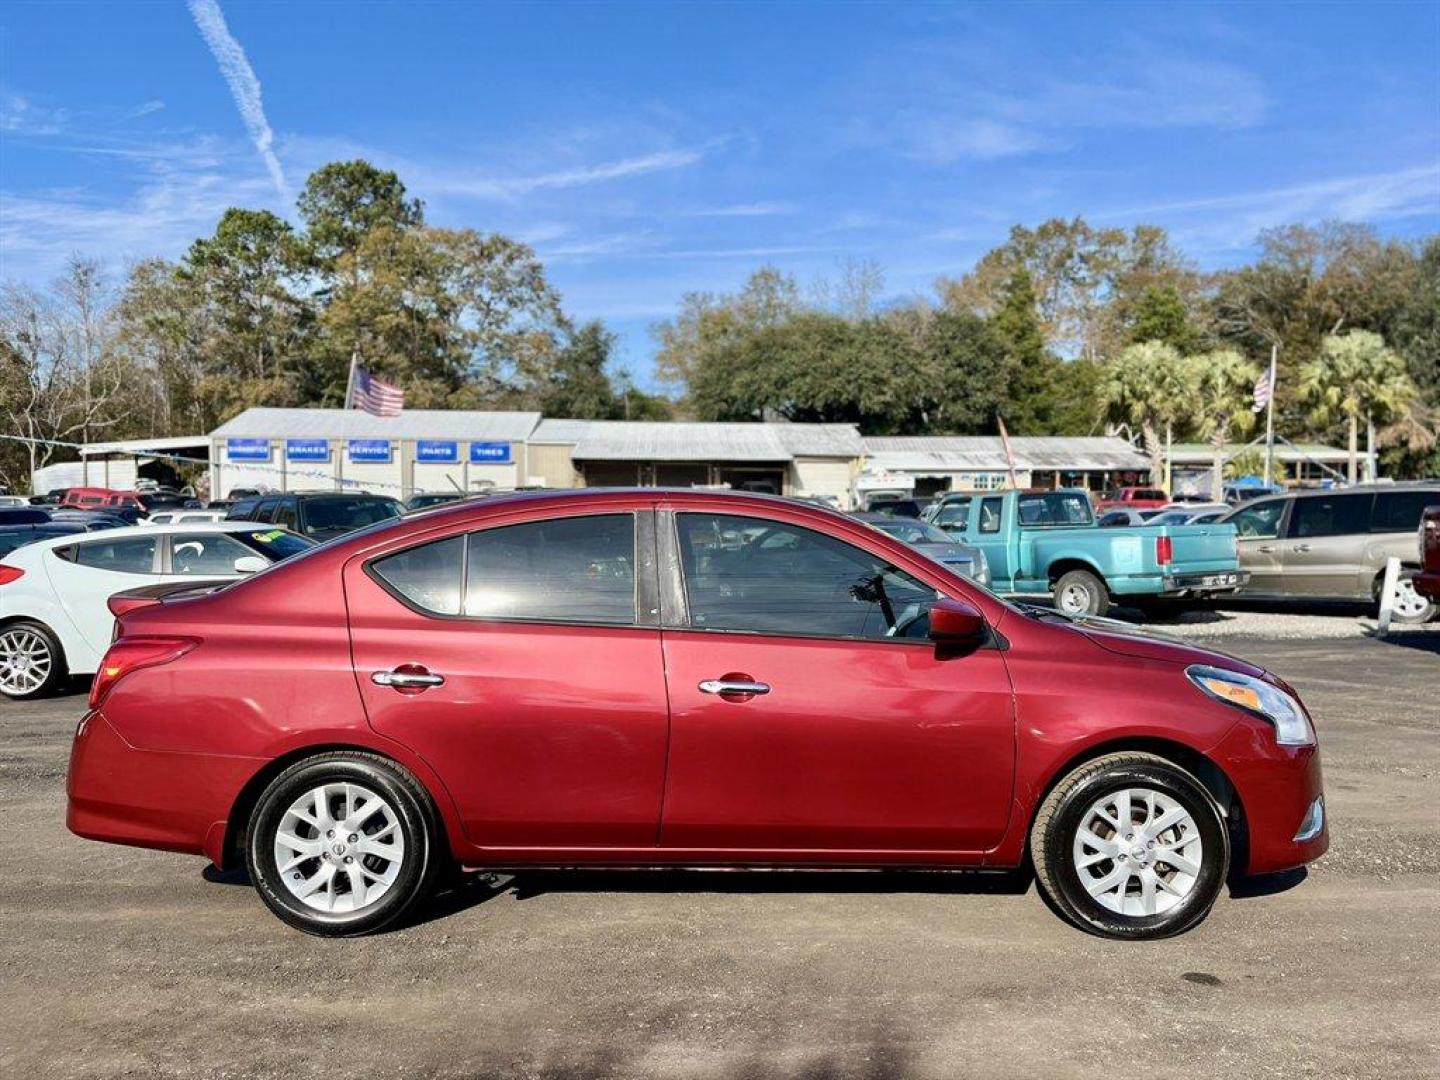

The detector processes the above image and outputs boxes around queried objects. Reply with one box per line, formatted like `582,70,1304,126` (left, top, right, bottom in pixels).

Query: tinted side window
978,497,1003,534
274,498,299,530
253,498,280,523
466,514,635,623
169,532,253,575
935,498,971,528
1290,494,1371,538
71,535,157,573
1370,490,1440,532
372,535,464,615
1229,500,1286,538
676,513,940,641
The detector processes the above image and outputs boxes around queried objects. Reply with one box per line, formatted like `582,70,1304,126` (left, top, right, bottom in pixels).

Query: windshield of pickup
1017,492,1095,527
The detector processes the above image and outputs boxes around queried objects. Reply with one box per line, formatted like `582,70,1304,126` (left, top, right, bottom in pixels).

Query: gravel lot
2,621,1437,1079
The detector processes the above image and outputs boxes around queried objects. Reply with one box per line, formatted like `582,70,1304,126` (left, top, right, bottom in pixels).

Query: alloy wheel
273,782,406,914
0,628,53,697
1390,577,1433,622
1071,787,1204,917
1058,583,1092,616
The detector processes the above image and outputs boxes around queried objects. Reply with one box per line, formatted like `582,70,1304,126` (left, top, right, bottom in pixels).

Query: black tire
0,619,67,701
1053,568,1110,618
1385,569,1437,625
1030,752,1229,940
245,751,443,936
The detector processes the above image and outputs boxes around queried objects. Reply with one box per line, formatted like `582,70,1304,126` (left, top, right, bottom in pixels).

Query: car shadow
1228,866,1307,899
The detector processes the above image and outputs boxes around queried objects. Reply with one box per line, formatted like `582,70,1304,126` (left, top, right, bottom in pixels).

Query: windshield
233,528,316,560
1017,492,1094,527
303,497,403,538
876,520,954,545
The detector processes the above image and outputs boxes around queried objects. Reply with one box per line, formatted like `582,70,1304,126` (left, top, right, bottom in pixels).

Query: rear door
1283,493,1373,597
657,509,1015,856
345,507,671,851
44,533,162,661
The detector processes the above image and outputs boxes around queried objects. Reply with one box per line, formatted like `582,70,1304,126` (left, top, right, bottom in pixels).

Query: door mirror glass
928,597,988,647
232,555,268,574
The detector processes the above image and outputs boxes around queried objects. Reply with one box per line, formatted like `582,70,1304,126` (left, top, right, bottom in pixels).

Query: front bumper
1208,720,1329,875
67,710,263,862
1414,569,1440,602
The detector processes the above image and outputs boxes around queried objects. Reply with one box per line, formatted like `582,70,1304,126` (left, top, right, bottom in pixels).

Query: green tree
1298,330,1418,483
990,268,1063,433
533,321,620,419
297,160,424,267
1188,349,1261,497
1127,285,1194,351
922,309,1012,433
1100,341,1198,487
652,266,800,394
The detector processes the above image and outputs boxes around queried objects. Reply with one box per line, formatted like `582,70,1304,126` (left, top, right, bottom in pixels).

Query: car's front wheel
1030,752,1228,939
1054,569,1110,618
0,620,66,700
1386,570,1436,624
246,752,442,936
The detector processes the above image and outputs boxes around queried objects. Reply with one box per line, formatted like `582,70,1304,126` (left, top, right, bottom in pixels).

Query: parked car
0,523,315,699
406,492,464,512
0,521,86,558
1097,509,1159,527
58,487,121,510
1095,487,1169,512
1220,484,1440,623
46,509,130,531
1416,505,1440,602
0,508,54,526
931,489,1245,617
66,489,1326,939
865,497,924,519
855,513,990,586
227,492,405,542
1224,483,1284,505
1148,505,1231,527
0,495,29,509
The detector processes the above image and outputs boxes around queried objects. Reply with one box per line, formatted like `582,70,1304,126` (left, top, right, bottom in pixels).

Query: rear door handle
699,678,770,697
372,668,445,689
1291,544,1312,553
1257,545,1276,553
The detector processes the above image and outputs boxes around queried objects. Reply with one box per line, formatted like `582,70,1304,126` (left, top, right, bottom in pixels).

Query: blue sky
2,1,1437,386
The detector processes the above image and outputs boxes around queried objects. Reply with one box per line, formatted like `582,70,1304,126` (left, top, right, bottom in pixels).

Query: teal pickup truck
924,489,1246,616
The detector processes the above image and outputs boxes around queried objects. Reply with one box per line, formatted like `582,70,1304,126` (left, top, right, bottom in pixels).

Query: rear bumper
66,710,262,862
1208,721,1329,875
1161,570,1248,596
1415,569,1440,602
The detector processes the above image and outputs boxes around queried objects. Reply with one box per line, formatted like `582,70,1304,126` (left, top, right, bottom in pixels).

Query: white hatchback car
0,522,313,699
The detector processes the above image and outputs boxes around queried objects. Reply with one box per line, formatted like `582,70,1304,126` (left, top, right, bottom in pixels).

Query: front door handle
372,668,445,689
699,678,770,697
1291,544,1312,553
1257,545,1276,553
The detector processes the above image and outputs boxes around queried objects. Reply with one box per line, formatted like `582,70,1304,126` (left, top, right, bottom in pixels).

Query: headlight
1185,664,1315,746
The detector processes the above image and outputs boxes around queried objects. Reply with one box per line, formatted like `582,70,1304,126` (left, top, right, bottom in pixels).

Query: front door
658,511,1016,856
1227,498,1290,596
345,509,670,850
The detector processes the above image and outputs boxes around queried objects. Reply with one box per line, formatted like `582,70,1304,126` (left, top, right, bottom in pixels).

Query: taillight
0,565,23,585
1156,536,1173,566
88,637,198,709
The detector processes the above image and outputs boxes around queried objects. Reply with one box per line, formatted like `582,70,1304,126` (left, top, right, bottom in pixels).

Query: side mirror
233,555,268,575
928,597,988,649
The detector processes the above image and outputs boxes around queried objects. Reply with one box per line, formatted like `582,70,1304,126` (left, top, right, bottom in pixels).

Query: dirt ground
2,626,1437,1079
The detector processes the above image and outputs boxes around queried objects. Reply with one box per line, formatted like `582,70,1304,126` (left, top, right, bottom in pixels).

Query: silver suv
1221,484,1440,623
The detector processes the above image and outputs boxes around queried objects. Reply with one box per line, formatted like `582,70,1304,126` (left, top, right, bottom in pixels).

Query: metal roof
210,408,542,441
78,435,211,457
861,436,1149,472
535,420,863,462
1169,442,1349,464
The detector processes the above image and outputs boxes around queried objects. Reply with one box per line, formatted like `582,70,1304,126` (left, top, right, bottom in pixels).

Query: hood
1057,612,1267,678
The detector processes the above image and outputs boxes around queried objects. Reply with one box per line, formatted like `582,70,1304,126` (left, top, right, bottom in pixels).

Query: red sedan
67,490,1327,939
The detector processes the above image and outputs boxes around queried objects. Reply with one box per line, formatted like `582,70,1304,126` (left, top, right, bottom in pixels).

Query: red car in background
1417,505,1440,601
1095,486,1170,512
67,490,1327,940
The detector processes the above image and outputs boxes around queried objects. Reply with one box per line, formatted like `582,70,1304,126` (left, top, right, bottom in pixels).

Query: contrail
186,0,287,200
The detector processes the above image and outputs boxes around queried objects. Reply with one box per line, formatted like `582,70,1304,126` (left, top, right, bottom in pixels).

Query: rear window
1017,492,1093,526
1137,489,1166,501
70,534,157,573
978,496,1003,534
1370,490,1440,533
301,497,402,538
1289,494,1372,538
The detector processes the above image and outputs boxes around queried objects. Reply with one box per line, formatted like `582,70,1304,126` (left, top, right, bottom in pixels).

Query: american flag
351,365,405,417
1252,368,1273,414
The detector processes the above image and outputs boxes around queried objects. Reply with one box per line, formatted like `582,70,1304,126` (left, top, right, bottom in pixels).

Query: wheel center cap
331,841,347,857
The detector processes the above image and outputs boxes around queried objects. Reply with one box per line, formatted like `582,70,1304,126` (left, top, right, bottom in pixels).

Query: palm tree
1298,331,1418,483
1189,349,1261,499
1101,342,1196,488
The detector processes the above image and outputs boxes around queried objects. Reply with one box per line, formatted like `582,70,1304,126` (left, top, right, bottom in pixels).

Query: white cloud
185,0,287,199
687,201,795,218
123,100,166,121
1,94,67,135
427,147,707,201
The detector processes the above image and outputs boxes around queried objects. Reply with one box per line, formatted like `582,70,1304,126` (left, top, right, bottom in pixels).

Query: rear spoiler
107,579,232,618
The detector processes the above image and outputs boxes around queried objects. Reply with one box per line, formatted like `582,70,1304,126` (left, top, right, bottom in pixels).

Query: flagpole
343,348,359,410
1263,344,1277,486
997,414,1019,490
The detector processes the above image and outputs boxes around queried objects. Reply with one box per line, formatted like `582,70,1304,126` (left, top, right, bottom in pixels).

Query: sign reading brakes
286,439,330,462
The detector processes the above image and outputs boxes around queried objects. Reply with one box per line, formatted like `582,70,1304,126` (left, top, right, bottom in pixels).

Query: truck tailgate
1166,524,1239,571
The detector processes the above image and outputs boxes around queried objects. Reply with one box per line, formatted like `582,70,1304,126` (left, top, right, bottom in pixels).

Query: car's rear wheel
0,620,66,700
1386,570,1436,624
246,752,442,936
1054,569,1110,617
1030,752,1228,939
